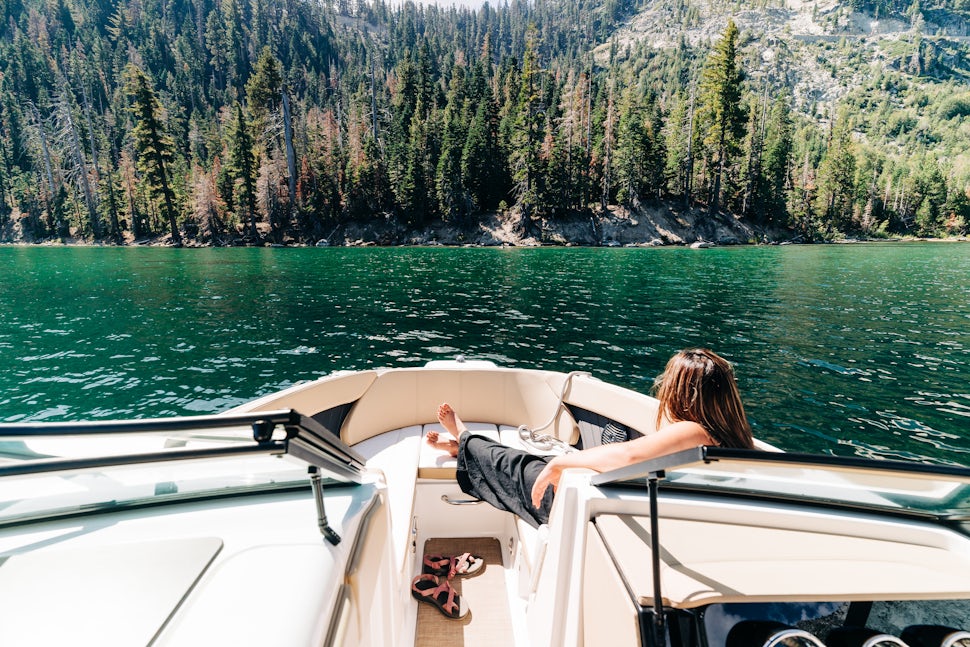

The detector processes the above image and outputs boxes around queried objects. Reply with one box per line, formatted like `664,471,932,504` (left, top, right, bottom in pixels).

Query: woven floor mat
414,537,513,647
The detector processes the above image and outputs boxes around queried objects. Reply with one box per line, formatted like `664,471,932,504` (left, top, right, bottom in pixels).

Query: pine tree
943,184,970,235
855,146,885,235
760,94,794,226
99,165,124,244
52,82,100,239
346,136,393,221
914,160,947,236
436,66,470,222
126,66,182,246
696,19,745,215
615,88,664,207
815,110,857,233
220,0,250,93
228,103,259,239
189,166,227,244
739,93,763,218
0,111,11,218
546,68,588,213
663,90,690,201
599,77,618,211
510,24,544,225
246,47,284,128
462,94,504,212
389,51,420,210
399,97,435,226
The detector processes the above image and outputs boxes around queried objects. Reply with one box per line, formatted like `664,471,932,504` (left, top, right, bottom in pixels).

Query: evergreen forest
1,0,969,245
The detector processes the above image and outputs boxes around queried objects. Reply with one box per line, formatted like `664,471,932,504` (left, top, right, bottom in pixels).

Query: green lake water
0,243,968,465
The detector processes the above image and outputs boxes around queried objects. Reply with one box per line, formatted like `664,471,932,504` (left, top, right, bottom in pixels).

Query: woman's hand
531,459,562,509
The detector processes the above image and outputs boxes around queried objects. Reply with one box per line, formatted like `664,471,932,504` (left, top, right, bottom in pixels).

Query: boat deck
415,537,512,647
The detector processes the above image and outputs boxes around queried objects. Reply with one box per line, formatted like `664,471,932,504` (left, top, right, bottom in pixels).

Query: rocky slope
598,0,970,115
332,204,780,247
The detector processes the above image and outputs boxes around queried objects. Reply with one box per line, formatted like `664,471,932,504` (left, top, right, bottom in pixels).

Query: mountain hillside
604,0,970,114
0,0,967,246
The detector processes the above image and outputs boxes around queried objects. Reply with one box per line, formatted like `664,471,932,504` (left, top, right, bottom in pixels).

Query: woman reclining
426,348,756,528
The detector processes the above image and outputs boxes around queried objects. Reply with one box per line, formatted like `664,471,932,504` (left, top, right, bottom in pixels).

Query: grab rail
0,410,301,436
0,409,365,479
0,409,366,543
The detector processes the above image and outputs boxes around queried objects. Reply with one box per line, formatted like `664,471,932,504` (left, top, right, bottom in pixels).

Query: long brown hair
653,348,754,449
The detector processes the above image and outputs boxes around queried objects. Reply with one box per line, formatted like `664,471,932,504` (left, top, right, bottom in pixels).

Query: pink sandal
422,552,485,579
411,574,469,619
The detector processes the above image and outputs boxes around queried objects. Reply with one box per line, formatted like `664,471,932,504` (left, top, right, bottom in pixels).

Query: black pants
455,433,555,528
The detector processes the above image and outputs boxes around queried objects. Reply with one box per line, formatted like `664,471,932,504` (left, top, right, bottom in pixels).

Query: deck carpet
414,537,513,647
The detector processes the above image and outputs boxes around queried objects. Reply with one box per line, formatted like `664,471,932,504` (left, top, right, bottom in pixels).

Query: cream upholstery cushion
340,368,578,446
352,426,423,572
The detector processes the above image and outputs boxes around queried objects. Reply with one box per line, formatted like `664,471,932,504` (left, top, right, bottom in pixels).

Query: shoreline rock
1,204,964,248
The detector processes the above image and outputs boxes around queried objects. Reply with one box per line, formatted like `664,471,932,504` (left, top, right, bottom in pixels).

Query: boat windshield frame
592,446,970,524
0,410,364,528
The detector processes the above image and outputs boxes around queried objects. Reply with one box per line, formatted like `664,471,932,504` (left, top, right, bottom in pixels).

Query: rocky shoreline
334,204,774,248
3,203,963,247
286,205,961,248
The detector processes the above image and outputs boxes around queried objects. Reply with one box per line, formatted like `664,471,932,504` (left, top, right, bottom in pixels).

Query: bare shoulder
659,420,716,445
619,420,715,463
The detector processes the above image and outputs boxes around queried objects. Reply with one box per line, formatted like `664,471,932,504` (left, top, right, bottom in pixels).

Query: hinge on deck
252,419,276,443
309,466,341,545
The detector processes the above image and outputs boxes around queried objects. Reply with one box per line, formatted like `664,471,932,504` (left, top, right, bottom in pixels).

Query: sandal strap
433,579,460,616
412,574,440,598
450,552,474,577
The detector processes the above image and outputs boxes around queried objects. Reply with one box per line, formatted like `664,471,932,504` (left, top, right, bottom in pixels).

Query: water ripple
0,245,968,466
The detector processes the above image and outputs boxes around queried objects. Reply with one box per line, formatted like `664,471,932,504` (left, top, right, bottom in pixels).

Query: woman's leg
424,403,463,457
455,433,554,528
430,402,555,527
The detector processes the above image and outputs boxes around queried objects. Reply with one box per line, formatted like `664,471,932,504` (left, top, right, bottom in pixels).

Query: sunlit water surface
0,243,967,465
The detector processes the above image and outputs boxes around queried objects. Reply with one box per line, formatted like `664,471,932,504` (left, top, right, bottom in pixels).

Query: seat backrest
340,367,578,446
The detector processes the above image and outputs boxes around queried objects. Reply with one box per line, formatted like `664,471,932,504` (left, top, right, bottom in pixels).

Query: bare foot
436,403,467,441
425,430,459,457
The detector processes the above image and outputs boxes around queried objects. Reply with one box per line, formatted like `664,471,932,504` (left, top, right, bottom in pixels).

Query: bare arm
530,421,712,508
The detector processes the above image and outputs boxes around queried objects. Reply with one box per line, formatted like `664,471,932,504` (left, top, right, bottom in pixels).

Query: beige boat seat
418,422,500,478
339,368,579,447
351,426,423,574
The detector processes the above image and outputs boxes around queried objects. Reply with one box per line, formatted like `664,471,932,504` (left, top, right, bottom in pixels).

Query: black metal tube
0,410,297,437
0,442,287,478
648,474,666,646
310,466,342,545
